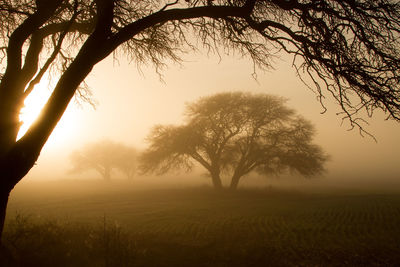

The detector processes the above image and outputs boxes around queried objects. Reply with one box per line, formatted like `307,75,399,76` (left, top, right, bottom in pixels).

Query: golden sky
22,52,400,185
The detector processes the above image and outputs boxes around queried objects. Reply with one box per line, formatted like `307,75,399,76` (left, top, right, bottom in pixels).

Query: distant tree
2,0,400,245
114,145,138,179
69,140,137,180
140,92,328,189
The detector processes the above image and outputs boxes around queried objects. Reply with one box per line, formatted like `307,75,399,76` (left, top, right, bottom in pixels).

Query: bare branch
159,0,179,12
23,6,80,99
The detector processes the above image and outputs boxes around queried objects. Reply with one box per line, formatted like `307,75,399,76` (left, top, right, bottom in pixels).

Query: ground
4,179,400,266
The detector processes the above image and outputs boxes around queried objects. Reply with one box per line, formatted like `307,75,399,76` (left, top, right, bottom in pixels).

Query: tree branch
106,5,252,53
0,1,63,95
23,6,81,100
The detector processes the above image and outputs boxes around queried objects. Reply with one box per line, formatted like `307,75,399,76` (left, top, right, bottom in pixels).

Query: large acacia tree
1,0,400,241
140,92,328,189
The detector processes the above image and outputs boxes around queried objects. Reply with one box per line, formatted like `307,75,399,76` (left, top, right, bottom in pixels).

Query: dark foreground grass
3,215,137,267
3,182,400,266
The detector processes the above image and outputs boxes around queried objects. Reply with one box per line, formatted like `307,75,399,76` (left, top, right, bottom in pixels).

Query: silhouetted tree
69,140,137,180
114,145,138,179
1,0,400,243
70,140,116,180
140,92,328,189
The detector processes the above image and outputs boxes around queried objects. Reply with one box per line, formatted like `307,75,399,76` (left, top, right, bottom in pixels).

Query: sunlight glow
18,81,51,139
18,80,81,148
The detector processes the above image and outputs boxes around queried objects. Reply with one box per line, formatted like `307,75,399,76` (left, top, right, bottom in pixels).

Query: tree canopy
69,140,138,180
140,92,328,189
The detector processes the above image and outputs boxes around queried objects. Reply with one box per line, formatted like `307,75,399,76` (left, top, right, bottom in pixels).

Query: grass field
4,180,400,266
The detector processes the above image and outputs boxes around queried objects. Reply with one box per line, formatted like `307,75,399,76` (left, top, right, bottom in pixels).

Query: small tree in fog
115,145,138,179
140,92,328,189
70,140,137,180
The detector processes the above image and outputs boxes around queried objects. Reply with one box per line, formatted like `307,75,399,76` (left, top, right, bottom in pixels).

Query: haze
20,52,400,191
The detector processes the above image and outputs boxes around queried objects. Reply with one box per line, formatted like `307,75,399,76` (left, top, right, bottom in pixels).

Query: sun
18,80,81,148
18,81,51,139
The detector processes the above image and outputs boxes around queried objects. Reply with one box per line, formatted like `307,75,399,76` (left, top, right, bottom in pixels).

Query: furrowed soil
4,180,400,266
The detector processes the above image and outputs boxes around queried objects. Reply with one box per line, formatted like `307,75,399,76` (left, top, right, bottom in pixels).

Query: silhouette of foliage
70,140,137,180
3,214,137,267
1,0,400,240
140,92,328,189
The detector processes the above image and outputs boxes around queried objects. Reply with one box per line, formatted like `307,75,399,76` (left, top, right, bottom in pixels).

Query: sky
21,50,400,188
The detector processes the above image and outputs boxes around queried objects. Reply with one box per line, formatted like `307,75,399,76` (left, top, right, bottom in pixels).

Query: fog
20,52,400,191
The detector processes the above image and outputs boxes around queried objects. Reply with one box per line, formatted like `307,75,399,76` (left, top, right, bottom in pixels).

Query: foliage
70,140,138,180
140,92,328,189
3,214,138,267
1,0,400,149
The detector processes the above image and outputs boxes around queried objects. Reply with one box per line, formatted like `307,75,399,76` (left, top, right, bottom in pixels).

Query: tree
1,0,400,243
140,92,328,189
114,144,138,179
69,140,137,180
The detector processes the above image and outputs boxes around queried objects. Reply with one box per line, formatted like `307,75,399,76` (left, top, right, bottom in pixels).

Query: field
4,180,400,266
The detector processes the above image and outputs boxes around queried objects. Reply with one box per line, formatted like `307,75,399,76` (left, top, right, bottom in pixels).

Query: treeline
70,92,328,189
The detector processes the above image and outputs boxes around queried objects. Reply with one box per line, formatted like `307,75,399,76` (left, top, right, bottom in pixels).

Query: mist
17,52,399,193
5,51,400,267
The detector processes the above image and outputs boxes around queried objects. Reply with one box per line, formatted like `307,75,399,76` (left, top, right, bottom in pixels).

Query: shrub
3,214,137,267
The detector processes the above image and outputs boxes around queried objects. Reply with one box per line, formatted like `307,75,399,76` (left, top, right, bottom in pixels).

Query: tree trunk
0,138,46,243
210,170,223,189
230,174,242,190
127,172,135,180
0,189,15,267
103,167,111,181
0,189,10,243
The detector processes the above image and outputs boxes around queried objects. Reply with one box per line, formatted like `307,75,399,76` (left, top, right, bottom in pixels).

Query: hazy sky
22,51,400,185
